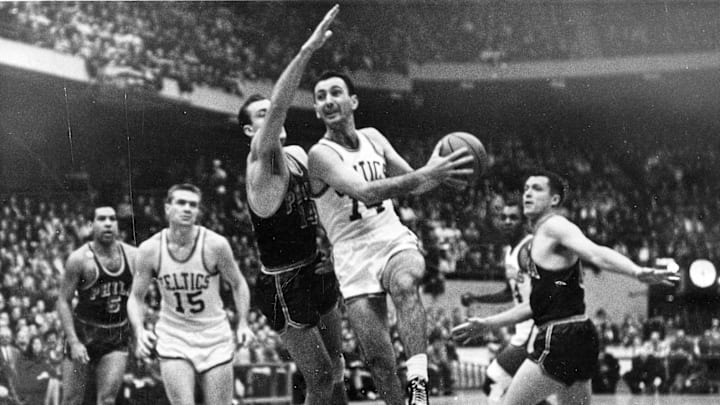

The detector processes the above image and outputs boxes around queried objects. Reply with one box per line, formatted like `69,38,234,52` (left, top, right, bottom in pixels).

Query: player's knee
388,268,421,297
97,388,120,405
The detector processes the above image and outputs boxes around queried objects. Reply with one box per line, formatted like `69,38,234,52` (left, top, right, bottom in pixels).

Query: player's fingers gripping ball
437,131,488,187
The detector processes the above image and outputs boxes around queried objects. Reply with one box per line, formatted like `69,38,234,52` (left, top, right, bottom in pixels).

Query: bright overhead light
689,259,717,288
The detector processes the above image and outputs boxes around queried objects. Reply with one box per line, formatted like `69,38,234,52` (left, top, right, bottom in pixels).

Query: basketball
436,131,488,180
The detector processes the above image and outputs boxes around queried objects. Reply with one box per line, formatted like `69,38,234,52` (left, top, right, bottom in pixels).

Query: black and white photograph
1,1,720,404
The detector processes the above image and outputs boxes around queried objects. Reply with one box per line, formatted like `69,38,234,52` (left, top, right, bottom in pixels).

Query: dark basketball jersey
75,243,133,326
525,241,586,326
250,153,319,273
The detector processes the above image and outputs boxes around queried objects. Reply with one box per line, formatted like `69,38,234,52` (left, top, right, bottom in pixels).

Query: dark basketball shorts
496,342,530,376
256,260,340,332
529,315,599,386
65,318,130,362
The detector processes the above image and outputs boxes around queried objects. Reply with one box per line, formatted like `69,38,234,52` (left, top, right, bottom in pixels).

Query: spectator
592,349,620,394
427,329,454,396
0,327,20,404
15,335,50,405
667,328,697,393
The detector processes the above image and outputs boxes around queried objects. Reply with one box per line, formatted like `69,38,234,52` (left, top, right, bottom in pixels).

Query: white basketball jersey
313,129,406,247
505,234,534,346
156,227,227,332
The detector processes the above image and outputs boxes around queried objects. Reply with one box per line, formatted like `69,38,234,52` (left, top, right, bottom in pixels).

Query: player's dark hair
526,169,568,205
166,183,202,204
503,194,522,209
314,70,356,96
89,205,117,222
237,93,268,130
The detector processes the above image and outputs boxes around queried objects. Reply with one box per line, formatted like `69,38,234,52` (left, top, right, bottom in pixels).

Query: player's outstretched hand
415,145,474,194
69,341,90,364
135,328,157,360
451,317,491,345
637,267,680,286
237,324,256,347
301,4,339,53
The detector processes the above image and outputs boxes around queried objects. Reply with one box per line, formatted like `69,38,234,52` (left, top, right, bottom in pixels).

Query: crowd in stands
1,3,720,401
592,310,720,395
1,118,719,401
2,2,720,94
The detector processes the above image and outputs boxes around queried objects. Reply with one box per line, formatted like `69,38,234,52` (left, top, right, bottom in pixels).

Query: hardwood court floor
352,392,720,404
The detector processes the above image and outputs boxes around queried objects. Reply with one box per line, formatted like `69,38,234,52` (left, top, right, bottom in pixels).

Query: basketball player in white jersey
308,71,473,405
57,205,137,405
460,199,539,405
241,6,347,404
128,184,254,405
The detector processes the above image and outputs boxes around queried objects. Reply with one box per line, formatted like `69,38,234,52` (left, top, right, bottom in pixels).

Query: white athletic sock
406,354,428,381
486,360,513,405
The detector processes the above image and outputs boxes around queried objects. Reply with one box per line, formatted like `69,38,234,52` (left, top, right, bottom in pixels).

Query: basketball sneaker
407,377,429,405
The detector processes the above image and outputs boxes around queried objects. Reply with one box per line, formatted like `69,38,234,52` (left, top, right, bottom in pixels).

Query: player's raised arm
127,238,159,359
246,5,338,174
308,142,472,205
56,251,89,364
544,215,679,285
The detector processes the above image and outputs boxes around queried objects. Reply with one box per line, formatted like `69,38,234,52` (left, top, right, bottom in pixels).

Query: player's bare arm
56,249,90,364
461,283,514,306
543,215,679,285
308,142,472,204
209,232,255,345
246,5,338,216
364,127,473,191
127,235,160,359
451,302,533,344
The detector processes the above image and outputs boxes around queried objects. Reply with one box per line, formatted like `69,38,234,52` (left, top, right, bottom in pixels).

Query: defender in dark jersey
240,6,346,404
57,205,137,405
452,170,678,405
249,154,340,333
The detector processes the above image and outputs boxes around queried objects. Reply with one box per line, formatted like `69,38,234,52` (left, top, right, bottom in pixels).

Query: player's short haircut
237,93,268,130
314,71,356,96
526,169,569,205
166,183,202,204
503,194,522,209
88,192,116,220
90,205,117,221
